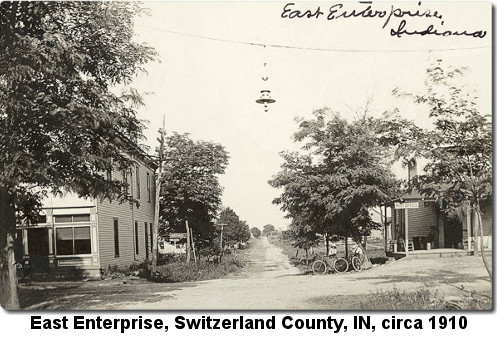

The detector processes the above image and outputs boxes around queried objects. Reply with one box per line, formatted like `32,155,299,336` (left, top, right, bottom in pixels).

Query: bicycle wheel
351,256,363,271
333,258,349,273
312,260,327,274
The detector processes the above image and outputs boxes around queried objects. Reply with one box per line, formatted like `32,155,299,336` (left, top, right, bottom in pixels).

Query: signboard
168,233,187,239
394,202,419,209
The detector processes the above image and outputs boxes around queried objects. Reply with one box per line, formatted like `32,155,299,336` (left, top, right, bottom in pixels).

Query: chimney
408,159,417,181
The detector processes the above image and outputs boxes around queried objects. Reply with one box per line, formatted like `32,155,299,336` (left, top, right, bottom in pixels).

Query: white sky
130,1,492,230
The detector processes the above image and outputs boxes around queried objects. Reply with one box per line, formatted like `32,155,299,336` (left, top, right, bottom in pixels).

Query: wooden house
382,162,492,256
15,155,156,278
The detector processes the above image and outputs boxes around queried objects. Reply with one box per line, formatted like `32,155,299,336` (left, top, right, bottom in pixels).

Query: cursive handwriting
390,20,487,38
327,2,443,29
281,2,325,19
280,2,487,39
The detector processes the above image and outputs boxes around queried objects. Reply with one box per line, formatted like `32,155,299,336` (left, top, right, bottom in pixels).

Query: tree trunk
475,202,491,279
344,236,348,259
0,187,20,310
325,233,329,256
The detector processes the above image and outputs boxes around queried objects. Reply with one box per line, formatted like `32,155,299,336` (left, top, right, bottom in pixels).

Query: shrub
369,257,389,265
101,260,150,279
154,255,245,283
158,253,185,265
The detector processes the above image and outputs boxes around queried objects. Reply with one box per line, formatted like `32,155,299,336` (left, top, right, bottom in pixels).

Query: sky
129,1,492,230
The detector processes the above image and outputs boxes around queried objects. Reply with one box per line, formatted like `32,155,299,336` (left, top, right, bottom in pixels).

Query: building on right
382,162,492,258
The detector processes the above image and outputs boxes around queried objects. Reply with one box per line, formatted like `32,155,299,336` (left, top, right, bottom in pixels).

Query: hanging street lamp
256,89,276,112
256,47,276,112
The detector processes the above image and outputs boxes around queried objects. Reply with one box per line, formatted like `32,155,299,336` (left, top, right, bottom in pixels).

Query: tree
262,224,275,237
386,60,492,277
250,227,262,238
269,109,398,258
218,207,251,246
288,221,320,262
0,2,156,309
159,133,229,248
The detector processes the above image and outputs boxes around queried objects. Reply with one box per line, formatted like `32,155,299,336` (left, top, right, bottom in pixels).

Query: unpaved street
83,237,491,310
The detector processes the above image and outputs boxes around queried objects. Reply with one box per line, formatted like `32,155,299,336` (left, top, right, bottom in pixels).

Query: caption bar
31,315,467,333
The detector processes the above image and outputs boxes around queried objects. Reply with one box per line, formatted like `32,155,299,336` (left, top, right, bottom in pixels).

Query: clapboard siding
406,203,437,239
97,199,135,268
131,159,155,260
97,158,155,269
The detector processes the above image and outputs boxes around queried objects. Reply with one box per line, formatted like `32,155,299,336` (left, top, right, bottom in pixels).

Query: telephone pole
217,223,227,261
152,115,166,275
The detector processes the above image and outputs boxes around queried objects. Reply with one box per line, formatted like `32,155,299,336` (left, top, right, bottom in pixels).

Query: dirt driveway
20,237,491,310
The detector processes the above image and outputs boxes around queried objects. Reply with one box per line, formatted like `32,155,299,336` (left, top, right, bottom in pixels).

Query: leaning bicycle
351,255,363,271
311,255,349,274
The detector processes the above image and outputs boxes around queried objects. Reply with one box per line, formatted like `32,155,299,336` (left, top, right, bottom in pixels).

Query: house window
136,166,141,199
33,214,47,224
55,226,91,255
114,218,119,258
149,223,153,250
144,222,149,259
122,170,129,194
146,172,151,202
54,214,90,223
134,221,139,255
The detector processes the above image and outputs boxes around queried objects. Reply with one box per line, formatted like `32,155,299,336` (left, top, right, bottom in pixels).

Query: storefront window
56,226,91,255
54,214,90,223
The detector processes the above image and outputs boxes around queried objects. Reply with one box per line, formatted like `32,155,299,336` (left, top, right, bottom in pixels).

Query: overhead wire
136,24,491,53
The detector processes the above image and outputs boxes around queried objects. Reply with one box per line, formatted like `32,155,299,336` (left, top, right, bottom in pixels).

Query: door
444,216,463,249
28,228,50,273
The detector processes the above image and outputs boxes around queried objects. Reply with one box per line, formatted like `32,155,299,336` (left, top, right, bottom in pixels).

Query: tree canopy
1,2,156,200
218,207,251,246
387,61,492,209
262,224,275,236
269,109,398,255
0,1,156,309
159,133,229,247
250,227,262,238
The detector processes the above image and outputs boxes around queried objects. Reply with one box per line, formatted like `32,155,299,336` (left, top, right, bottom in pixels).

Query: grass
154,255,246,282
358,287,492,310
99,249,248,283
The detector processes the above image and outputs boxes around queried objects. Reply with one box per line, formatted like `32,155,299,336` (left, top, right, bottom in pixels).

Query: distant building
15,154,156,277
158,233,187,254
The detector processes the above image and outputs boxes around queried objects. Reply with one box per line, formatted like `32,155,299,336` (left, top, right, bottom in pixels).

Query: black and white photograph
0,0,492,316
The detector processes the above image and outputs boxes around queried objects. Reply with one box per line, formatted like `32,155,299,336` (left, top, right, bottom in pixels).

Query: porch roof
383,190,436,206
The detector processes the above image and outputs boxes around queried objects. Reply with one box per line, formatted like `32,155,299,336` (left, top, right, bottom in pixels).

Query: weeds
359,287,492,310
101,260,151,279
154,255,245,283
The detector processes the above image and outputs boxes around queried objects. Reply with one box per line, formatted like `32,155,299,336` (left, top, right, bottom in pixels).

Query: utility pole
152,115,166,275
217,223,227,261
185,220,191,263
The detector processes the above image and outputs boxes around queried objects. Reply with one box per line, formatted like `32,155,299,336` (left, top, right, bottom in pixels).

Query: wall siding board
97,158,155,269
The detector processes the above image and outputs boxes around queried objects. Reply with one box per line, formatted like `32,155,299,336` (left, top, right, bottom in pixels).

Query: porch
387,248,470,259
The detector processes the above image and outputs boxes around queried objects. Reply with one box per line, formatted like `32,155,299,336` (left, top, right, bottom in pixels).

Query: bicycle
311,255,349,274
351,255,363,271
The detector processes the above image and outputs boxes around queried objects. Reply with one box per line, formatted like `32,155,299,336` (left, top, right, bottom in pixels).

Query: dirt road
87,237,491,310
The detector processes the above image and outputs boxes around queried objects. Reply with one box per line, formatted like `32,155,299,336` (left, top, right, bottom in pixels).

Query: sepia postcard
0,1,492,315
